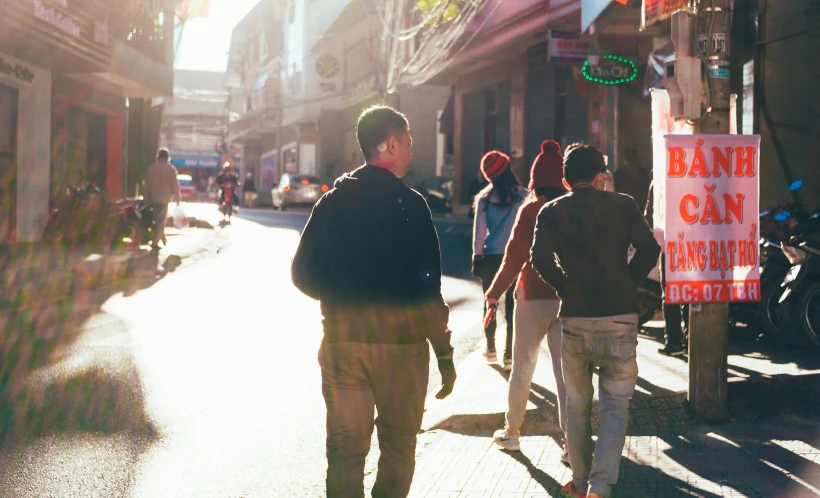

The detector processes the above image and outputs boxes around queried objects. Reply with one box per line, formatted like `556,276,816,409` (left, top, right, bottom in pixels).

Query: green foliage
416,0,463,24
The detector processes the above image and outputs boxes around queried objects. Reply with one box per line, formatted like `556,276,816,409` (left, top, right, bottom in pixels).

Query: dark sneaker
658,345,685,356
561,482,587,497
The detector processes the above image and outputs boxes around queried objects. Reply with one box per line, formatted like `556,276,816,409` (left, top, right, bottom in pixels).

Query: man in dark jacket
531,144,660,498
291,105,456,498
242,172,256,208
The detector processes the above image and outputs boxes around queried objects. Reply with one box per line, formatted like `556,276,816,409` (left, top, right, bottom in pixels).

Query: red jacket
486,195,558,301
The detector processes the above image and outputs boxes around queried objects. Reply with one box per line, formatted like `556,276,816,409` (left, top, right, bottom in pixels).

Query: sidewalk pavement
408,309,820,497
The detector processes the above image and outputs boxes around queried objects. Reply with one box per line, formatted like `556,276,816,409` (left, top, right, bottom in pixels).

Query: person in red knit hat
483,140,569,462
472,150,528,368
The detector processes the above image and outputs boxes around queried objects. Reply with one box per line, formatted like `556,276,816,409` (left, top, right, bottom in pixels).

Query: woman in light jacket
472,150,528,369
483,140,568,461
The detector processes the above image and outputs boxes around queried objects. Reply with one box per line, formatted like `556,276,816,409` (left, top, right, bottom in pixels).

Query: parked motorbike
43,184,152,250
757,179,819,341
117,197,154,248
767,216,820,347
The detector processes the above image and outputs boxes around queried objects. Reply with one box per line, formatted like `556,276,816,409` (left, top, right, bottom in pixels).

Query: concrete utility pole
688,0,733,422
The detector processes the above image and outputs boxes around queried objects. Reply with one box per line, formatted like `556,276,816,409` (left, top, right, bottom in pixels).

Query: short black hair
564,144,606,186
158,148,170,161
356,105,409,161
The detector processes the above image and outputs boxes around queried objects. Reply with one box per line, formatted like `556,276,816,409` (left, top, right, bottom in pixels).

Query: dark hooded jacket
291,165,451,353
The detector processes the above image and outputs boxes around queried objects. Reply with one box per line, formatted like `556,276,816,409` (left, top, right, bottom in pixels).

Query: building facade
313,0,452,188
0,0,174,243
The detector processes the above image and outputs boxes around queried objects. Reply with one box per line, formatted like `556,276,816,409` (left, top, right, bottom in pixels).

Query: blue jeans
561,314,639,498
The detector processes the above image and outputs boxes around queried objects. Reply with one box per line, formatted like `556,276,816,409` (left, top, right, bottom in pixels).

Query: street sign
662,134,761,304
642,0,693,29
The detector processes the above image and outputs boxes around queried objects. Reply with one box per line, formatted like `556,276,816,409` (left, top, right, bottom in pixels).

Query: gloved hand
471,255,484,278
435,346,456,400
483,297,498,329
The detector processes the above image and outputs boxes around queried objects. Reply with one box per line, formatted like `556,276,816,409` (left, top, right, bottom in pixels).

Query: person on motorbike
216,164,240,220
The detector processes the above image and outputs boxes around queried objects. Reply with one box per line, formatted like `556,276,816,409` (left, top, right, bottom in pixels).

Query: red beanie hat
529,140,564,190
480,150,510,182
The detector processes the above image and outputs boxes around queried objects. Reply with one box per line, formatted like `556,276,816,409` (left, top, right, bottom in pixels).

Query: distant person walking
143,148,180,251
531,144,660,498
291,105,456,498
242,172,257,208
484,140,568,460
472,150,528,369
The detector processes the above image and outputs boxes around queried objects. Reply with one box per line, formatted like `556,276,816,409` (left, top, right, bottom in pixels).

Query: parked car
271,174,329,210
416,176,453,213
178,174,198,202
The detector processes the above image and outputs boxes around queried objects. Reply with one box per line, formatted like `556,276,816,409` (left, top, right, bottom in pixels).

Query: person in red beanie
472,150,528,368
483,140,568,461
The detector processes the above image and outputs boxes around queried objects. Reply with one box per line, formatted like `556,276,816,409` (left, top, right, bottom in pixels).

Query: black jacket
291,165,451,353
531,186,661,318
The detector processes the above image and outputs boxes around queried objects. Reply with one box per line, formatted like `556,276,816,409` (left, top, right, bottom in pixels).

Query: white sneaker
503,357,513,371
493,429,520,451
484,348,498,363
561,444,570,464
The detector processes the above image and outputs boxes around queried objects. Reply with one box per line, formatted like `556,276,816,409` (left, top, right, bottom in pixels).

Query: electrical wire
395,0,489,89
416,0,503,82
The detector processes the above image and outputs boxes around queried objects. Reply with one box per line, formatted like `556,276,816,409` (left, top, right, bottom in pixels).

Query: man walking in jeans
531,144,660,498
291,105,456,498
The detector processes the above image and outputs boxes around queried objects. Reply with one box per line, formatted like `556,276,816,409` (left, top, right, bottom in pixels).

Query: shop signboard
642,0,693,29
0,56,36,85
170,151,221,169
662,134,761,304
582,55,637,85
548,31,590,63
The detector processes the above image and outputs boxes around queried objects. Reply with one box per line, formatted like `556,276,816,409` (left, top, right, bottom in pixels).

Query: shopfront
50,76,127,201
0,52,52,243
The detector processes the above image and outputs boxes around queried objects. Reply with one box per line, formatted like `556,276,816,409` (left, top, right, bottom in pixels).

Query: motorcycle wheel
797,281,820,347
761,280,789,340
638,298,658,327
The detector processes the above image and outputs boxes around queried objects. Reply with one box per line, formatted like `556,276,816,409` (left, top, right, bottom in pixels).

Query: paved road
0,204,488,497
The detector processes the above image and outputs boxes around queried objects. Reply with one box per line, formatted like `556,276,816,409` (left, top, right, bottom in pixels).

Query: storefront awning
582,0,628,33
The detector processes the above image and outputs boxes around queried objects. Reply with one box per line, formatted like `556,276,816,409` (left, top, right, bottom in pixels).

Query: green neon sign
582,55,637,85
